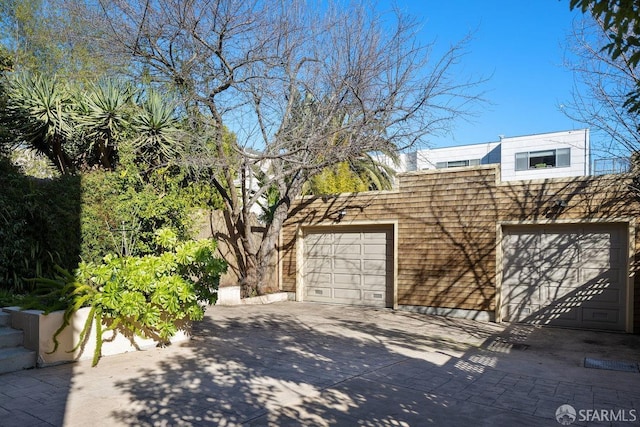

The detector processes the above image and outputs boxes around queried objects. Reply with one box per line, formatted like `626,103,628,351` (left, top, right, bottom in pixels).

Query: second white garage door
303,227,393,307
501,223,627,331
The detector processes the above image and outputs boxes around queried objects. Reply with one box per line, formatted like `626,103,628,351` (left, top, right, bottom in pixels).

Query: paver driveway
1,301,639,426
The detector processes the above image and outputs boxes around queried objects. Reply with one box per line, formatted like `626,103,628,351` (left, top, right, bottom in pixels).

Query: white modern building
383,129,591,181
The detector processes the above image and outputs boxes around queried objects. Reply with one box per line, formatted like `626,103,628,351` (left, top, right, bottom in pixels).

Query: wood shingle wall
279,166,640,331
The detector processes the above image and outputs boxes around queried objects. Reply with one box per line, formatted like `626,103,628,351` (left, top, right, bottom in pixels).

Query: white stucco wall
414,141,501,170
499,129,589,181
376,129,590,182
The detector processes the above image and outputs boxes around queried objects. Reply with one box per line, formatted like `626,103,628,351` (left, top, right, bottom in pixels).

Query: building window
435,159,481,169
515,148,570,171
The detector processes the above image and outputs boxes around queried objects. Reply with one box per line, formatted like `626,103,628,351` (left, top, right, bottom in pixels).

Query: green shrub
80,165,220,263
0,158,80,291
0,289,29,307
81,169,184,261
28,233,226,366
0,156,221,293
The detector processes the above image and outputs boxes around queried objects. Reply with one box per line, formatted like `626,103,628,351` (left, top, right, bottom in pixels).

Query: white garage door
501,224,627,331
303,227,393,307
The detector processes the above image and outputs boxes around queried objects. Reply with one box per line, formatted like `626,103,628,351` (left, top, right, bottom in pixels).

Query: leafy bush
80,169,190,262
0,289,29,307
0,150,222,297
29,233,226,366
80,165,221,263
0,157,80,291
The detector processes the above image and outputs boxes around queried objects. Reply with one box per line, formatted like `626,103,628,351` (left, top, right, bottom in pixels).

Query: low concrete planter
3,306,189,367
216,285,242,305
216,286,290,306
240,292,289,305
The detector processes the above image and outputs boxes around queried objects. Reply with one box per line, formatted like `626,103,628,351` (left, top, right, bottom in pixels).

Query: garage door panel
333,233,361,245
502,232,535,247
333,288,361,301
544,283,617,304
580,267,620,283
306,258,332,272
546,284,577,302
540,267,579,284
537,305,580,322
539,249,579,267
335,244,361,255
571,280,622,304
539,301,581,320
580,230,621,248
303,227,392,307
505,254,538,267
363,290,386,306
307,287,332,299
305,272,332,284
307,244,333,257
502,267,537,286
363,274,386,287
503,242,538,265
502,224,627,331
333,273,361,285
581,249,620,267
503,247,535,261
363,231,387,241
363,244,387,256
363,259,386,273
540,231,580,248
504,232,538,247
579,288,621,304
503,283,543,305
305,234,331,245
503,303,541,322
334,258,361,271
582,308,620,325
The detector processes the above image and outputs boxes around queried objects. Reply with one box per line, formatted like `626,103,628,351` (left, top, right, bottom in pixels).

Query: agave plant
129,90,184,169
73,79,136,170
2,72,75,174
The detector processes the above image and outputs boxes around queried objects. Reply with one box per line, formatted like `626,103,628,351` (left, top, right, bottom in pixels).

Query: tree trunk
51,135,73,174
249,174,305,296
241,253,261,298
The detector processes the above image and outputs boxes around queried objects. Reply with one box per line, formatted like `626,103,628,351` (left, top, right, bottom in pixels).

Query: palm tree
351,151,398,191
302,105,399,195
276,92,398,196
303,153,397,195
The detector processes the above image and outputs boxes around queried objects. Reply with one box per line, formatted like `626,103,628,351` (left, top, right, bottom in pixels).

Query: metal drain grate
584,357,639,373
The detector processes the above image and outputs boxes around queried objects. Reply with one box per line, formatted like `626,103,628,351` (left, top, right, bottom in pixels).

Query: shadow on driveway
109,302,640,426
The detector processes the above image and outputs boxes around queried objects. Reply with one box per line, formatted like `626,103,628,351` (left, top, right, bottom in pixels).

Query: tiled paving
0,302,639,426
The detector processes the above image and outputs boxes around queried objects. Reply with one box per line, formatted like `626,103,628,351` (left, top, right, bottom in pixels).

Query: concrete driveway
1,302,639,426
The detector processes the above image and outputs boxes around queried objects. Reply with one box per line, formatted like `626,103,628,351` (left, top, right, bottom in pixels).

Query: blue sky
388,1,586,148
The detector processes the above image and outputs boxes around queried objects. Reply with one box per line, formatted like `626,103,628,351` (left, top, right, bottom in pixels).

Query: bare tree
563,16,640,160
85,0,484,295
570,0,640,114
